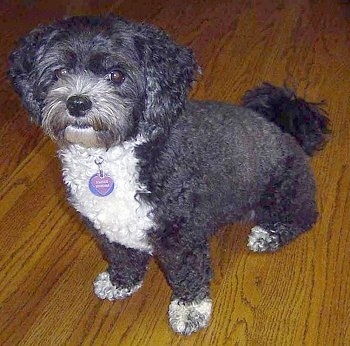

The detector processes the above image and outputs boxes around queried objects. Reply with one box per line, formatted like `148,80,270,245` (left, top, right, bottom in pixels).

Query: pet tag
89,156,115,197
89,174,115,197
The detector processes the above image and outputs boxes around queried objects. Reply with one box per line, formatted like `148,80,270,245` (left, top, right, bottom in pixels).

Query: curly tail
242,83,330,156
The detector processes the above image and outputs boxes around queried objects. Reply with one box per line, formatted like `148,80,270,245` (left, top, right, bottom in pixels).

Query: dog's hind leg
248,155,318,252
152,227,213,335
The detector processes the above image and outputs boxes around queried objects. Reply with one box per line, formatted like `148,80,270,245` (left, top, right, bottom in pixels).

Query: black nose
66,95,92,117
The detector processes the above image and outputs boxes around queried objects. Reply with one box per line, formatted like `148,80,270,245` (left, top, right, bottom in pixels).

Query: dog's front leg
154,231,213,335
92,232,150,301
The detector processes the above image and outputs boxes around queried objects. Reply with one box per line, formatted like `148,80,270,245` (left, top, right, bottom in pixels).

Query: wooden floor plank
0,1,349,344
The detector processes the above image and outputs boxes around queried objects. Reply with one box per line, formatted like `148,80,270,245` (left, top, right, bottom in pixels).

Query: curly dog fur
8,16,329,335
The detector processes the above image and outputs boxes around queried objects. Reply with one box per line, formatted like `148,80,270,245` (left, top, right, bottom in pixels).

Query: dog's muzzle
66,95,92,117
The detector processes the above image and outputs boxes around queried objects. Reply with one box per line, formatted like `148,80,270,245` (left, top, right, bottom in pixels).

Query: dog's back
147,99,315,232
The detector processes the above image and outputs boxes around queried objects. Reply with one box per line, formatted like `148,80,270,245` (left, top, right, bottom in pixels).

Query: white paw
247,226,280,252
168,298,212,335
93,272,142,301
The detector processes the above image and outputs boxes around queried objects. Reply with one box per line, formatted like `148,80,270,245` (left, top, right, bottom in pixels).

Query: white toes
168,298,212,335
247,226,280,252
93,272,142,301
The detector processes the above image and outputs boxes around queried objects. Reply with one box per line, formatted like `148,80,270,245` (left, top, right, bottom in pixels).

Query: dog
8,15,329,335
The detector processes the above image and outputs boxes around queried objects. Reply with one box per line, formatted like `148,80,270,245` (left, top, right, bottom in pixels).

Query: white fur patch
59,138,154,253
93,272,142,300
247,226,280,252
168,298,212,335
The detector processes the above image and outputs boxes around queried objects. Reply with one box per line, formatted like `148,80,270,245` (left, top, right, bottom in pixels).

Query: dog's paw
93,272,142,301
168,298,212,335
247,226,281,252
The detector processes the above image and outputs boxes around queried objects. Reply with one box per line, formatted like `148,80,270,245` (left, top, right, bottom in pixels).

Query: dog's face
38,22,145,148
9,16,198,147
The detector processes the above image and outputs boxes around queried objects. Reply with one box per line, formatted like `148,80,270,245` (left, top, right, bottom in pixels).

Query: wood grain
0,1,349,345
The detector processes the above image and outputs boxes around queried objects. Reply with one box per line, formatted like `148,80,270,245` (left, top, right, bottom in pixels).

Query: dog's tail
242,83,330,156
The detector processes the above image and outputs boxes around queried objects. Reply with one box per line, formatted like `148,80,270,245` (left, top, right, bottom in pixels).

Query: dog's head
9,16,198,147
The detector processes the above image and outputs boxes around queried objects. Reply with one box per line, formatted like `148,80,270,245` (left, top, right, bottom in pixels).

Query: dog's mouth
63,125,105,147
68,123,92,130
45,116,120,149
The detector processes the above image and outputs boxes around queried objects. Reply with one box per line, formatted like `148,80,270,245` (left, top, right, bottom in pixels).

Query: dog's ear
8,25,56,124
134,23,199,138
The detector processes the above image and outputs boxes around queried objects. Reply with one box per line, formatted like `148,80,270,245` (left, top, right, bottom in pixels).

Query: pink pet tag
89,156,115,197
89,174,115,197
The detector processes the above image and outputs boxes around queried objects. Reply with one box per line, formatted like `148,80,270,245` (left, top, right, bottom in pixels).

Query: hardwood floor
1,1,349,344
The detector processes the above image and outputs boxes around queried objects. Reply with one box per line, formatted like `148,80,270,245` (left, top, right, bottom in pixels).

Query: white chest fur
59,141,154,253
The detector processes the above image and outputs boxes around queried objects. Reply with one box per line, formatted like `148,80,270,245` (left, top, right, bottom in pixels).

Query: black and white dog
9,16,329,335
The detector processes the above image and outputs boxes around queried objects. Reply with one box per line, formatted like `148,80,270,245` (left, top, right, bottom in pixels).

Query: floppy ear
8,25,56,123
135,23,199,138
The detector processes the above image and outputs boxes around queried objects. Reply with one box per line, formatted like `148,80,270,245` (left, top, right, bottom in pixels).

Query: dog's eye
108,70,125,84
55,68,68,78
